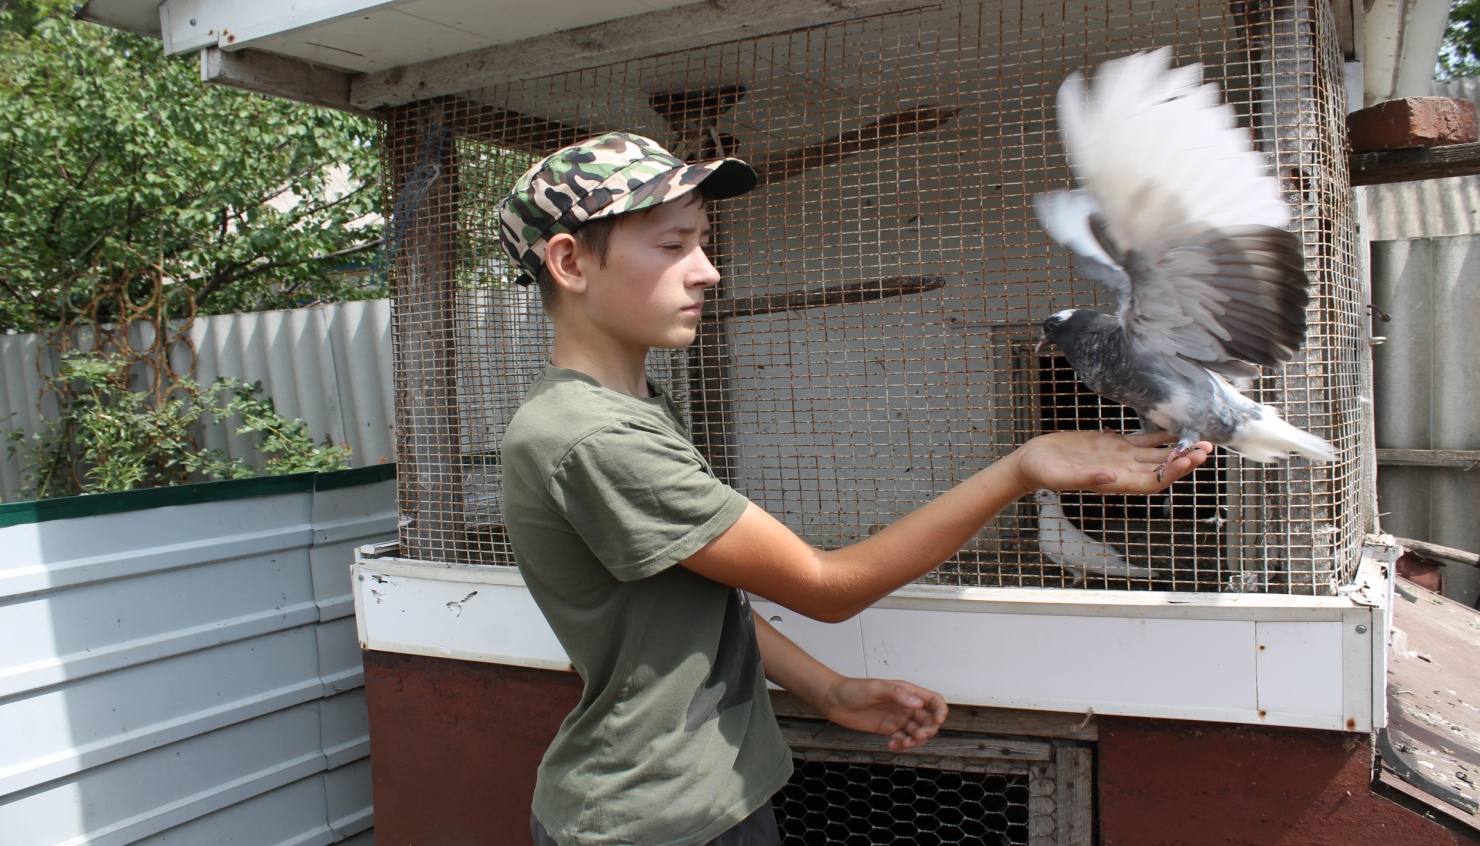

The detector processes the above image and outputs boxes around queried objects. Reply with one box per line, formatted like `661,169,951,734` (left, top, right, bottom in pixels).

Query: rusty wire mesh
382,0,1364,595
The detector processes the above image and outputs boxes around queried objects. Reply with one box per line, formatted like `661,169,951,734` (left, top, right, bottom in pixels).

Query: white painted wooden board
158,0,704,69
858,608,1259,715
353,558,571,671
355,553,1381,731
1256,621,1345,718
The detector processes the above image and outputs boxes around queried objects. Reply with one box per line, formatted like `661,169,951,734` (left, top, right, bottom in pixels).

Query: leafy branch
4,352,352,500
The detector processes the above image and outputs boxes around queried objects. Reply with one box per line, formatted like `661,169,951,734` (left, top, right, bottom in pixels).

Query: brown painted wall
1099,716,1472,846
364,651,1473,845
363,650,582,846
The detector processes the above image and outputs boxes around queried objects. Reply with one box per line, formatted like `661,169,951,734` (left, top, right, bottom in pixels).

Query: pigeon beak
1034,334,1049,354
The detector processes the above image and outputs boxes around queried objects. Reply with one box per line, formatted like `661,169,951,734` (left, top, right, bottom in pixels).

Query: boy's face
577,195,720,351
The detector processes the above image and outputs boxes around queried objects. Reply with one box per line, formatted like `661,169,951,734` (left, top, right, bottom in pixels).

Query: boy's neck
549,335,652,398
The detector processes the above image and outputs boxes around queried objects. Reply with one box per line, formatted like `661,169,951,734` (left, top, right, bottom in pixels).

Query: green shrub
4,352,351,500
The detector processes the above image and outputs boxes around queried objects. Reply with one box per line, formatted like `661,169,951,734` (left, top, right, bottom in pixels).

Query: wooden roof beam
348,0,939,111
201,47,371,116
1350,142,1480,185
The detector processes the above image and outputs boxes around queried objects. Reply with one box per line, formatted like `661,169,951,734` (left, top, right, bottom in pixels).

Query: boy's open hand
1006,430,1211,495
819,678,949,752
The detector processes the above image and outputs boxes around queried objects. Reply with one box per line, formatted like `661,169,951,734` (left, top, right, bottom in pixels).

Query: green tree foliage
1439,0,1480,80
5,352,353,499
0,0,384,333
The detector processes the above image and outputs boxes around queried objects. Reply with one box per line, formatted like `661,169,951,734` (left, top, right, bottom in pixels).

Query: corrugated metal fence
1363,77,1480,605
1370,236,1480,602
0,465,394,845
0,299,395,502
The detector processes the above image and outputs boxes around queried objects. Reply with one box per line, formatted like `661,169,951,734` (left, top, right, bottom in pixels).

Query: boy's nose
691,249,721,287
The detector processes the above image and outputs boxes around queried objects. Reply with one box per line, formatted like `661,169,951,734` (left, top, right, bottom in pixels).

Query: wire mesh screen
770,719,1080,845
382,0,1364,594
776,756,1031,845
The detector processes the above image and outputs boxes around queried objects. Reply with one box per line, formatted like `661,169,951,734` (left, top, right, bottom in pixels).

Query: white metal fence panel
0,467,394,845
0,332,53,501
0,299,394,502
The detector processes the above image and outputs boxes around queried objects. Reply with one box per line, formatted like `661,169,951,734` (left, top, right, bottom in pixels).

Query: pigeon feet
1155,444,1198,482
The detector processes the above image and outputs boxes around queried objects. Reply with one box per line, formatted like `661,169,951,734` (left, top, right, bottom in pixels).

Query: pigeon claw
1154,444,1198,482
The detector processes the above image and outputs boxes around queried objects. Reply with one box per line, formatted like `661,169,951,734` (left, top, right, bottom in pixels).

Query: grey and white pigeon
1033,489,1159,587
1032,47,1335,478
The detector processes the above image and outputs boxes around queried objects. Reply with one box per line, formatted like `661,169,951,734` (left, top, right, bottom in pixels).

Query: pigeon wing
1046,48,1311,382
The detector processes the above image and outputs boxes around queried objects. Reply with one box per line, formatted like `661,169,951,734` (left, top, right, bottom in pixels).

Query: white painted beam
1396,0,1455,96
160,0,402,56
76,0,164,39
1365,0,1407,106
352,549,1388,732
1364,0,1456,105
348,0,941,110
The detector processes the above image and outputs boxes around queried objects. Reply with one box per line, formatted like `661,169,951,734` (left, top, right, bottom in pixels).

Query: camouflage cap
497,131,757,286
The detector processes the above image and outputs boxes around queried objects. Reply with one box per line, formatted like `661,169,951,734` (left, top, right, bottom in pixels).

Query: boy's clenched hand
817,678,950,752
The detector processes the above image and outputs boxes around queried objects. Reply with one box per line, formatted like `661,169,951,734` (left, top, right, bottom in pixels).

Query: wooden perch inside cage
754,105,960,185
704,275,946,321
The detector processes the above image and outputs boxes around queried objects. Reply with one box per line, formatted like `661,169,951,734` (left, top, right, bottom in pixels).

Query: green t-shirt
502,365,793,846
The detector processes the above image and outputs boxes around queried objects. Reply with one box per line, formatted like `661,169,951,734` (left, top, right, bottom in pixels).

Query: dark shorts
530,800,781,846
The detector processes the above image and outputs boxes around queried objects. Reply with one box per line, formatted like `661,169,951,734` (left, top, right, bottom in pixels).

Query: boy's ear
543,233,587,295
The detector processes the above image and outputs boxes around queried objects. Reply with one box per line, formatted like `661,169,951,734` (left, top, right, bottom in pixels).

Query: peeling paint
445,590,479,617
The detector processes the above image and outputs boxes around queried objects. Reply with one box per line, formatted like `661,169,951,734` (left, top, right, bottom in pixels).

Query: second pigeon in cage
1032,47,1336,478
1033,489,1160,588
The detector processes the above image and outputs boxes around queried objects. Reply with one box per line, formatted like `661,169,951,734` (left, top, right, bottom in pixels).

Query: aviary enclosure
374,0,1365,839
384,0,1364,596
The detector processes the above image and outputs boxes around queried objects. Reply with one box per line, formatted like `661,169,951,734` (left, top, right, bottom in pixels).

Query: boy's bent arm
682,430,1209,622
753,612,948,751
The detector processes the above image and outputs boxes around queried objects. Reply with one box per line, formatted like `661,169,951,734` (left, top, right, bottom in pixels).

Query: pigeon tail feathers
1228,410,1336,464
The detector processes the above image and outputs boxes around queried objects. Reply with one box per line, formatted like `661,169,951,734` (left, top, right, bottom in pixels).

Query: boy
497,132,1209,846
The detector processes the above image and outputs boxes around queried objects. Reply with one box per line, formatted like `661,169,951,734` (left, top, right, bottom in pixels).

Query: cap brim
695,158,758,200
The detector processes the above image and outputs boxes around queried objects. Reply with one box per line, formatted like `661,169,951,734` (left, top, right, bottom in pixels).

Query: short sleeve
548,421,749,581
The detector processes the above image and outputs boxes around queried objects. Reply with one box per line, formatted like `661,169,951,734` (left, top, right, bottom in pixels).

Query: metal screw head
1356,624,1369,634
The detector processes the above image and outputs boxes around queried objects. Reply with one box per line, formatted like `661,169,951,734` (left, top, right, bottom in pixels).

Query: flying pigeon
1032,47,1335,478
1033,489,1159,587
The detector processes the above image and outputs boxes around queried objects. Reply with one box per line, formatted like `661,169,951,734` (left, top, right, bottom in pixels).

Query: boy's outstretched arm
681,430,1210,623
753,612,948,751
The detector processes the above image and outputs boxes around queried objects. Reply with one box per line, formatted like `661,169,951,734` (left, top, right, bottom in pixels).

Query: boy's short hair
498,131,756,292
531,189,711,312
531,214,619,312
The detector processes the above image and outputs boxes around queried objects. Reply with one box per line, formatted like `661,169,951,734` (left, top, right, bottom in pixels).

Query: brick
1347,96,1479,153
